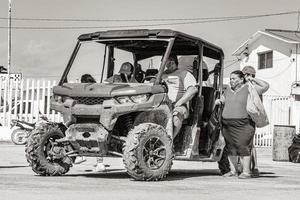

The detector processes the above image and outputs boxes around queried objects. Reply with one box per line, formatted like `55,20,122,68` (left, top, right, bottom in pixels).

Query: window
258,51,273,69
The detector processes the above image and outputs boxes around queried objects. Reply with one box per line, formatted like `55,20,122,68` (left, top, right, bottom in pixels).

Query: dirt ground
0,142,299,200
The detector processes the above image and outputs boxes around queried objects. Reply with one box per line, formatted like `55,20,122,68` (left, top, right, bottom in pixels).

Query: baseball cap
242,65,256,76
119,62,133,75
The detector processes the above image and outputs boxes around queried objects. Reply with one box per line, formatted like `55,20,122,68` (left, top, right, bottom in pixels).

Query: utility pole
7,0,12,126
8,0,11,78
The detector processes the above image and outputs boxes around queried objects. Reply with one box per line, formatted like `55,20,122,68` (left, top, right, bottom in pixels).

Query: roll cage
59,29,224,93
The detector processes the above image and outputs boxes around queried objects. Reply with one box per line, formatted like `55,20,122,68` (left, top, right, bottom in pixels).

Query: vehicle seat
145,69,158,77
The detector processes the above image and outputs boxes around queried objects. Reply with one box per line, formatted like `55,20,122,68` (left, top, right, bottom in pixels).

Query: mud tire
123,123,174,181
11,128,28,145
25,124,72,176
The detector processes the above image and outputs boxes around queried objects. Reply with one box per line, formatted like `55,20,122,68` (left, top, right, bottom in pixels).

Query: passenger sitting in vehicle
106,62,137,83
81,74,96,83
162,54,198,139
143,69,158,83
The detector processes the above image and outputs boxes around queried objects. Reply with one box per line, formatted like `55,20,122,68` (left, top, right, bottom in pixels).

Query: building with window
233,29,300,134
233,29,300,96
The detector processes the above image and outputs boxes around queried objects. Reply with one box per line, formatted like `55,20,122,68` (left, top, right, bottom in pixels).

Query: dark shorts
222,118,255,156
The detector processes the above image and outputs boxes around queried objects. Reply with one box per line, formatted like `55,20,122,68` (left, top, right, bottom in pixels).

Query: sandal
222,171,237,177
238,172,252,179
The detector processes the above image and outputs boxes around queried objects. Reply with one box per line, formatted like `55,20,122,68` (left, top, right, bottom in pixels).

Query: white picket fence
254,95,295,147
0,78,296,147
0,77,62,126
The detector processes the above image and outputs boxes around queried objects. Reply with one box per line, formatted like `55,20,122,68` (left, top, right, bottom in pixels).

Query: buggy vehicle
25,29,229,181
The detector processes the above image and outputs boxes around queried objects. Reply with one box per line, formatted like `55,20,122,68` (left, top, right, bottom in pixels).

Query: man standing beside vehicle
162,54,198,139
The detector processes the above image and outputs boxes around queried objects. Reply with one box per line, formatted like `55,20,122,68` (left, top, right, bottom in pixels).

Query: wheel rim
13,130,28,144
42,134,62,162
143,137,166,170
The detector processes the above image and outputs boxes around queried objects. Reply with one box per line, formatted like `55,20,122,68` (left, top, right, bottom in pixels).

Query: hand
215,99,223,105
174,101,182,108
245,75,254,82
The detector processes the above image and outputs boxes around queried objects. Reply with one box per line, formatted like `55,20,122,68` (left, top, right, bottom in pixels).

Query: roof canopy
78,29,224,60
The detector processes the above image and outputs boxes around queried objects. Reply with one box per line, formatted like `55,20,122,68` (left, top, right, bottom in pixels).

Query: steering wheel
142,76,157,83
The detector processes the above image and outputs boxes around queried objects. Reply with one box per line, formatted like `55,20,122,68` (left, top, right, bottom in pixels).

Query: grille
73,97,108,105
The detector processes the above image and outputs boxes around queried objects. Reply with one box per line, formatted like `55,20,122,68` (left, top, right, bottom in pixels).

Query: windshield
65,40,168,84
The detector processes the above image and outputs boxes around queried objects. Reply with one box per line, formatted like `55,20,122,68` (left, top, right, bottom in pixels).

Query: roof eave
232,30,300,56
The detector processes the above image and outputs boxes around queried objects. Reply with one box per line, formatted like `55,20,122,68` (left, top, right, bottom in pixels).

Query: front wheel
123,123,174,181
25,124,73,176
11,128,28,145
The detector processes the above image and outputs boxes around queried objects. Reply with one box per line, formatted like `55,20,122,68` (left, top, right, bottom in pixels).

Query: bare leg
251,146,260,177
238,156,252,178
173,115,183,139
228,156,238,174
223,156,238,177
95,157,106,172
241,156,251,174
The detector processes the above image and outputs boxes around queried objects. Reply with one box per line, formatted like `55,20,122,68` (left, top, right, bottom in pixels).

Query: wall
240,35,295,96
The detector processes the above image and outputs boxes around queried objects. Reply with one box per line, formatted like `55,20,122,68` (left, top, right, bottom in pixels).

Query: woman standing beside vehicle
217,70,269,179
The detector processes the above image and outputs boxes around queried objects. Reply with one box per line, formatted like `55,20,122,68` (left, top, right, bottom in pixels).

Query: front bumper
51,93,166,130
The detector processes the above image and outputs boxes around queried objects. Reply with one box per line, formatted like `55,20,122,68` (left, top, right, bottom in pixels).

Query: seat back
145,69,158,77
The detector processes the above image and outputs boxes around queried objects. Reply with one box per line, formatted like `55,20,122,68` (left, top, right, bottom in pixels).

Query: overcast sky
0,0,300,80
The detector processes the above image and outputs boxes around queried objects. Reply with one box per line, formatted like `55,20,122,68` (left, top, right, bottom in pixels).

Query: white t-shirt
162,69,197,103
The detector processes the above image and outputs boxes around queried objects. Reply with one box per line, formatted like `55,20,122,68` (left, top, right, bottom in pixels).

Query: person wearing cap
242,65,269,95
242,65,269,177
162,54,198,140
105,62,137,83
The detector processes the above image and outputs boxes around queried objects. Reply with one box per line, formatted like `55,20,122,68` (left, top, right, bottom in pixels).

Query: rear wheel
123,123,174,181
25,124,72,176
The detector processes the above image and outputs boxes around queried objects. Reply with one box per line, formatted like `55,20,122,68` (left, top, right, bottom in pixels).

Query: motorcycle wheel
11,128,28,145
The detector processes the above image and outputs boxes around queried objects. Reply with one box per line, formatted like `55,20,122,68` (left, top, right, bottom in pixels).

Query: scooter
10,116,48,145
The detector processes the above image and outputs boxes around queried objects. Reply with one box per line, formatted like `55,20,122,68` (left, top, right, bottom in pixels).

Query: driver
162,54,198,139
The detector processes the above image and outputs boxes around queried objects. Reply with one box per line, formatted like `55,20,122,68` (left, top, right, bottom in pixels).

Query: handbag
246,82,269,128
206,104,224,151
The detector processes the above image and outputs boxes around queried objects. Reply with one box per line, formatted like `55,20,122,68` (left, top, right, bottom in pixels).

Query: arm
174,86,198,107
246,77,269,95
215,94,225,105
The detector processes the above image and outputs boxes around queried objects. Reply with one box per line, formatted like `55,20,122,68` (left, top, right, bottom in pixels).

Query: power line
0,11,297,22
297,11,300,31
224,59,239,69
0,11,297,30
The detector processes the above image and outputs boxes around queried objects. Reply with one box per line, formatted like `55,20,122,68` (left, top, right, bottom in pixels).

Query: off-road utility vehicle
25,29,229,181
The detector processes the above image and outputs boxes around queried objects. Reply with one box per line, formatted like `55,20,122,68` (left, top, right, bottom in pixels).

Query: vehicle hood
53,83,165,97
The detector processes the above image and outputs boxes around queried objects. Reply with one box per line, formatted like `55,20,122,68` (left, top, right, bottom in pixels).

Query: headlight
130,94,149,103
116,96,131,104
115,94,150,104
53,95,67,103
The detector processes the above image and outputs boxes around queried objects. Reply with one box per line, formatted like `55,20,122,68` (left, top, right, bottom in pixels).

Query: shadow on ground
65,168,225,181
0,165,28,168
